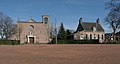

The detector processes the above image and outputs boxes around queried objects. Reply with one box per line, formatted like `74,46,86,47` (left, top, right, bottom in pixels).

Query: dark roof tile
76,22,104,32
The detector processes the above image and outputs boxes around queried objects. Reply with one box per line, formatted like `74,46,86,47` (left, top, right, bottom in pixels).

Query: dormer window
93,27,96,32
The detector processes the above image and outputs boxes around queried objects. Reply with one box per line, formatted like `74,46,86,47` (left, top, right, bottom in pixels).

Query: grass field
0,44,120,64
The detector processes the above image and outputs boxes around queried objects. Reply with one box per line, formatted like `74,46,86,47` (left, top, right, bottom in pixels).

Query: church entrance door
29,37,34,43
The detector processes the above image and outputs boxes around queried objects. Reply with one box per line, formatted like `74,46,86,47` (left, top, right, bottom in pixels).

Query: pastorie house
74,18,105,43
10,15,50,44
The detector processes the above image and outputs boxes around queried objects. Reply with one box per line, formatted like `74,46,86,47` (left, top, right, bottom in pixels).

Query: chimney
96,18,100,31
96,18,100,24
79,17,82,23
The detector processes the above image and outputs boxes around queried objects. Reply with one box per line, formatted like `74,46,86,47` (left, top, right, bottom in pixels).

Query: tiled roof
76,22,104,32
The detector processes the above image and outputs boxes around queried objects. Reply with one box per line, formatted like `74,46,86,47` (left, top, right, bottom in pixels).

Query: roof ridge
17,21,43,23
82,21,96,23
28,18,36,22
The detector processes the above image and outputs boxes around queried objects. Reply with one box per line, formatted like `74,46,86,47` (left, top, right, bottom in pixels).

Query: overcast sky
0,0,112,33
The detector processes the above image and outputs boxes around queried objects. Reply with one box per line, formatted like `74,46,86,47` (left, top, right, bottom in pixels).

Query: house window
102,34,104,40
80,34,84,40
74,35,77,38
94,34,96,39
86,34,88,39
90,34,92,40
98,34,100,40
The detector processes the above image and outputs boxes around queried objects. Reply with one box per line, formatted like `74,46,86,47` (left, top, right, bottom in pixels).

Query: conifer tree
57,22,66,40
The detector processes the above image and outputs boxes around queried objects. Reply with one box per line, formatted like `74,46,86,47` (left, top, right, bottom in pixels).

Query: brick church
10,15,50,44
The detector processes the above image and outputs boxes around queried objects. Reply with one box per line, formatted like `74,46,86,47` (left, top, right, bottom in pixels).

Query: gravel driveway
0,44,120,64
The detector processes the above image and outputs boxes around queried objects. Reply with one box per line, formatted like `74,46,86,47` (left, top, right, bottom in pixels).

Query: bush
51,39,99,44
0,40,20,45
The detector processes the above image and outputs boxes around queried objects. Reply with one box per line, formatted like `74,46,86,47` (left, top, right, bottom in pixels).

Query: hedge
0,40,20,45
104,42,120,44
51,39,99,44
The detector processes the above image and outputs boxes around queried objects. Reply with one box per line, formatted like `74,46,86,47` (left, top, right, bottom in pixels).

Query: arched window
29,25,34,30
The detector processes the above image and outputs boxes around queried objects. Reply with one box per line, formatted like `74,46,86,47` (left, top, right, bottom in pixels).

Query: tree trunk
113,29,116,42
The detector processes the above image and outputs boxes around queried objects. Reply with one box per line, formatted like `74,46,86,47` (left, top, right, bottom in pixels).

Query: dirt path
0,44,120,64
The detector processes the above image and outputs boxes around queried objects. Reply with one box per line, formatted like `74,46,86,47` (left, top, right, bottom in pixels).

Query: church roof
17,21,43,23
76,22,104,32
28,18,36,22
17,18,43,23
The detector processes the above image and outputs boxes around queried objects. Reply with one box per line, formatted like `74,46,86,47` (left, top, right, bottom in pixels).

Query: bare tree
0,12,16,39
105,0,120,42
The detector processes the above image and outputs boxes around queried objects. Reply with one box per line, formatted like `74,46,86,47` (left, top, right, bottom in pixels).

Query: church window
29,25,34,30
44,17,48,24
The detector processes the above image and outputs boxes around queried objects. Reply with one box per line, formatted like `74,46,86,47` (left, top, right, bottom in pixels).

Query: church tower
42,15,50,43
42,15,50,24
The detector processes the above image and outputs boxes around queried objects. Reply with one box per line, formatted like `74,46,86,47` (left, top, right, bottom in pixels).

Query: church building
11,15,50,44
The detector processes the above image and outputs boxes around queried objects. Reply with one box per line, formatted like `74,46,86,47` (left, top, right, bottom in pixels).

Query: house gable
76,22,84,32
